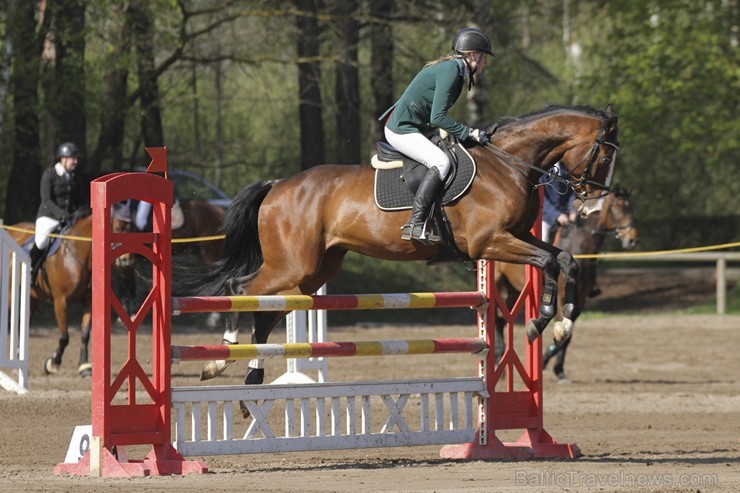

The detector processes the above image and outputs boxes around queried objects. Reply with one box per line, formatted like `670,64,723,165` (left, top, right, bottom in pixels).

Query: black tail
179,180,275,296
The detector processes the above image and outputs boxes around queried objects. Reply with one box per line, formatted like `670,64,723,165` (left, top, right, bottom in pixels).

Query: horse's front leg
44,297,70,374
551,250,579,344
524,250,563,343
78,302,92,377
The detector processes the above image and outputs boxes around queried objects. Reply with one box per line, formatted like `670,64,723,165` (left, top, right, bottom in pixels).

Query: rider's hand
469,128,489,146
557,213,570,226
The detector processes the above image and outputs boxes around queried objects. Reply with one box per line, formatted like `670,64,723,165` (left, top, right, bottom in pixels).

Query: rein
483,120,618,201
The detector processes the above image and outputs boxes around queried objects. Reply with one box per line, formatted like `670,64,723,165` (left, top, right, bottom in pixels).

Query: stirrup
400,222,440,244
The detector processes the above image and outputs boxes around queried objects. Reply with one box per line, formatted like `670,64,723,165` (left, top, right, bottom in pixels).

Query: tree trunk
91,3,129,169
4,0,43,223
295,0,325,169
44,0,87,166
333,0,360,164
368,0,395,157
128,0,164,148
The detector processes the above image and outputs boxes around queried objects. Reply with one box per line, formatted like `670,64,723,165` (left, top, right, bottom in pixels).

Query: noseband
569,125,619,201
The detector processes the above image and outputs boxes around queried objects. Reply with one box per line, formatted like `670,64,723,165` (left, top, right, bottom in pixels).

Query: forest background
0,0,738,260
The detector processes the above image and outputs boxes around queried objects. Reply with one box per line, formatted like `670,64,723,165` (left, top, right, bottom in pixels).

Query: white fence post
0,225,31,394
272,285,328,384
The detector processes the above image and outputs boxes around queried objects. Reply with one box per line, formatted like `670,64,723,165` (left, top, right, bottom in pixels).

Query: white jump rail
0,225,30,394
173,378,484,456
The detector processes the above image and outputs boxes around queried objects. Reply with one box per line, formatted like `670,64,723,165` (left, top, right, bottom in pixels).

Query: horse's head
600,185,639,250
555,104,619,217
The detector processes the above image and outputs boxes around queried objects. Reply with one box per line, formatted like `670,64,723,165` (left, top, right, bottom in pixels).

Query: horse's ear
604,103,614,114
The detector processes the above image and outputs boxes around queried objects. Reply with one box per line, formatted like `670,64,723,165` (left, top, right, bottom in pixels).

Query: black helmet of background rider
56,142,80,161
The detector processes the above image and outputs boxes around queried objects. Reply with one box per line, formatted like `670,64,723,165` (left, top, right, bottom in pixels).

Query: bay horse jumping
494,186,639,382
189,104,620,404
8,215,94,377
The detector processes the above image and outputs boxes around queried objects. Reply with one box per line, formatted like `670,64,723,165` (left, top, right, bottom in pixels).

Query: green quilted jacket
381,58,471,141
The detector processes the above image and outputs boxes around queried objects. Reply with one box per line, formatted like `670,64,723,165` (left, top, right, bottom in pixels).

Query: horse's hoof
244,368,265,386
239,400,251,419
553,320,572,343
556,371,572,384
525,321,540,344
200,359,233,381
44,357,59,374
78,363,92,378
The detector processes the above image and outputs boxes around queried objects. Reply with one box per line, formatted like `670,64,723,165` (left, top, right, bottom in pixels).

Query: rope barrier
0,223,737,256
0,223,225,243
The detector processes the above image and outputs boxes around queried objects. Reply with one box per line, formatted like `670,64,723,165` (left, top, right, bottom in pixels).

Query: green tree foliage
0,0,737,250
581,1,739,247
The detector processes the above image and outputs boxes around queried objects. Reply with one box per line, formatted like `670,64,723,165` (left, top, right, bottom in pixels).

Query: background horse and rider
5,211,121,377
494,185,639,382
178,104,620,414
113,198,226,326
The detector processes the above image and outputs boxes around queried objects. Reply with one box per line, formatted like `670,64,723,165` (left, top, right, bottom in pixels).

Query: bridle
484,119,619,203
599,193,634,240
567,125,619,201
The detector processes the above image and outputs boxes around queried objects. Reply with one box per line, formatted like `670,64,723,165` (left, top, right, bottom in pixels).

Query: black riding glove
469,128,489,146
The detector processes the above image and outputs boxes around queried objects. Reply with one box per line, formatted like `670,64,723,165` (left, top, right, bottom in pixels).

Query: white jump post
0,225,30,394
273,285,328,384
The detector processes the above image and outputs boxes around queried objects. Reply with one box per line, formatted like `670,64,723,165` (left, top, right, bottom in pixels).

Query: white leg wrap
248,358,264,369
222,329,238,345
553,319,573,342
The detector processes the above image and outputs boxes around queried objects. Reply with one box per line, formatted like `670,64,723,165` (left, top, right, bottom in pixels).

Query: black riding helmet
451,27,495,56
57,142,80,160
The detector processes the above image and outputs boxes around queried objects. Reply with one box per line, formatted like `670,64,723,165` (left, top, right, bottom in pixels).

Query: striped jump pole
172,337,487,362
172,291,486,315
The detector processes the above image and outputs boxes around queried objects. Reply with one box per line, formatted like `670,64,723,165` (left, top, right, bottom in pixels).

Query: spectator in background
540,161,576,244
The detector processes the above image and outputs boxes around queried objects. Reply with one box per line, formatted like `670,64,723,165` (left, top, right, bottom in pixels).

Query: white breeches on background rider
384,127,451,180
34,216,60,249
135,201,152,231
541,221,553,244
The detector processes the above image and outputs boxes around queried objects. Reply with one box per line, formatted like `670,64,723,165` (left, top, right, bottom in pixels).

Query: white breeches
384,127,451,180
34,216,60,249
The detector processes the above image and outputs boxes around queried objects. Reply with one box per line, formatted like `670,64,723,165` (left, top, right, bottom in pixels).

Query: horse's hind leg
200,278,247,380
44,297,69,374
239,310,288,418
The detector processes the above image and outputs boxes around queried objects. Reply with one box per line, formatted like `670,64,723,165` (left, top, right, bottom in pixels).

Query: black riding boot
401,167,444,242
29,244,44,287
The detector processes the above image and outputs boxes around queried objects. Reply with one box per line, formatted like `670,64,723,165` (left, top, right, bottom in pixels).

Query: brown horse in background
117,199,226,325
184,104,620,400
494,186,639,382
8,215,95,376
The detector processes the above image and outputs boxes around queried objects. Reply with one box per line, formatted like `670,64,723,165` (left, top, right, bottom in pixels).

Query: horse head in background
181,103,619,412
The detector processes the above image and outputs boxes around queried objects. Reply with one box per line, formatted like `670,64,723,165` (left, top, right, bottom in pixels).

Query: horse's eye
601,156,611,164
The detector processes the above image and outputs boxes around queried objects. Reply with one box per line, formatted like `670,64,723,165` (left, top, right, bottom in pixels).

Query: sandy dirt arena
1,269,739,493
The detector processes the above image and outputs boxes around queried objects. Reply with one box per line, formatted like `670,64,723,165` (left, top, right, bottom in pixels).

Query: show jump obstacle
56,149,578,477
